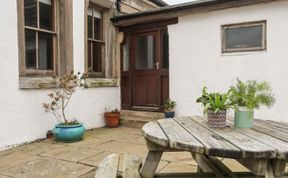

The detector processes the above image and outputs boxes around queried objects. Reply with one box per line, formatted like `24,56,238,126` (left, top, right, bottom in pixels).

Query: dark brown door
131,32,160,110
121,28,169,111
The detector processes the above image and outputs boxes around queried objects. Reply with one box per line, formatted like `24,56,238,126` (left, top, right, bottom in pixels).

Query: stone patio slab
41,146,104,162
0,157,94,178
0,152,39,172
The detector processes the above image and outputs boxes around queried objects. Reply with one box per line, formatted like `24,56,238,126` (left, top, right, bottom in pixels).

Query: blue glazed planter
165,111,175,118
53,123,85,142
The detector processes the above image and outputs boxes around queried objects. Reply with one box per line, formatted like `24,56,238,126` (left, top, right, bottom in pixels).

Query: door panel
132,32,160,109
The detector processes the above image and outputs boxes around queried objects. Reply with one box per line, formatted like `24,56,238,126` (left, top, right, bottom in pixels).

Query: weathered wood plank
142,121,169,147
94,153,120,178
175,117,242,159
193,116,276,159
237,159,268,176
251,121,288,143
154,172,287,178
123,154,142,178
192,153,226,178
158,118,204,153
272,160,287,176
207,156,240,178
140,151,163,178
226,120,288,160
255,119,288,135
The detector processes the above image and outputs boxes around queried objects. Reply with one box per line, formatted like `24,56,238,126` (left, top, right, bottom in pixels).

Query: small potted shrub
196,87,231,128
104,108,120,128
164,99,176,118
229,79,275,128
43,72,87,142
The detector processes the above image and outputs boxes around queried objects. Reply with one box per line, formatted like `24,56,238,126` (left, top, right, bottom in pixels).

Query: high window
87,5,104,76
24,0,56,74
222,21,266,53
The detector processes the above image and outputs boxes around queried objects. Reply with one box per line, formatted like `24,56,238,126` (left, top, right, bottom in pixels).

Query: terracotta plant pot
207,109,227,129
104,112,120,128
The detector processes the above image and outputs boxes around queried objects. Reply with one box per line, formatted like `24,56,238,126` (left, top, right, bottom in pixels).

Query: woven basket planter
207,109,227,128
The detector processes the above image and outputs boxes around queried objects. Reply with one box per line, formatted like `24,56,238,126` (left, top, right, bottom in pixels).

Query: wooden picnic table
141,116,288,178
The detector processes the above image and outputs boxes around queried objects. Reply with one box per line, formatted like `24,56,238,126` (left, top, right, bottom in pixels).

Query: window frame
85,3,105,78
20,0,58,76
221,20,267,53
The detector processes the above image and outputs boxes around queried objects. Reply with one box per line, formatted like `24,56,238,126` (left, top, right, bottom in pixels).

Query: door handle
154,62,159,69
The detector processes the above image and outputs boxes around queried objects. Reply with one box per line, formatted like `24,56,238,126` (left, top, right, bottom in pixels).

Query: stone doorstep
121,110,165,119
120,110,165,128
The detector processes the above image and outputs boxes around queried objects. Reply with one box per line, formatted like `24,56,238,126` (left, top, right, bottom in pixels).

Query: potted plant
104,108,120,128
43,72,88,142
164,99,176,118
229,79,275,128
196,87,231,128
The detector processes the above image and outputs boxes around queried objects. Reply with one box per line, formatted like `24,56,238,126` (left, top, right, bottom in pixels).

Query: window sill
220,50,267,57
19,77,55,89
85,78,119,88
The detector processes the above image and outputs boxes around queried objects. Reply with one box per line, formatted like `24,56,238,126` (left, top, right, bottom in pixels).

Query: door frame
120,19,178,111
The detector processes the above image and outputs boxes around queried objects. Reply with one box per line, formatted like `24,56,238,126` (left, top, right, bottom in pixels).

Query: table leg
140,150,163,178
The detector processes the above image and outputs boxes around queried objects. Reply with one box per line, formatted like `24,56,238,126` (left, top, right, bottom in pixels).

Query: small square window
222,21,266,53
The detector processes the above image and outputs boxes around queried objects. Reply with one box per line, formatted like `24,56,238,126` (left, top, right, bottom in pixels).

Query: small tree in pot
196,87,231,128
43,72,87,142
164,99,176,118
229,79,275,128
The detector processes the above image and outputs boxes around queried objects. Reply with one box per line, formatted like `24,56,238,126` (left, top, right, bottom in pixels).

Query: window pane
38,32,53,70
162,30,169,69
25,29,37,69
226,25,263,49
39,0,53,30
135,35,155,70
88,41,92,72
88,7,93,39
122,39,129,71
24,0,37,27
94,17,101,40
92,42,102,72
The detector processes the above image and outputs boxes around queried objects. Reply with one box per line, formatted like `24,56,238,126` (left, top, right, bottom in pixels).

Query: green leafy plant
164,99,176,112
196,87,231,114
105,107,120,113
229,78,275,110
43,72,88,125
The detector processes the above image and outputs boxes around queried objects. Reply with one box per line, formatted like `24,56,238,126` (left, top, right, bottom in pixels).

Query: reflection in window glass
25,0,37,27
226,26,262,49
87,7,93,39
135,35,154,70
38,32,53,70
39,0,53,30
25,29,37,69
162,30,169,69
222,21,266,53
122,39,129,71
92,42,102,72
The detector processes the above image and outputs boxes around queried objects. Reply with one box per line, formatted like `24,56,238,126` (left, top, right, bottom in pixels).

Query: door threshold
132,106,160,112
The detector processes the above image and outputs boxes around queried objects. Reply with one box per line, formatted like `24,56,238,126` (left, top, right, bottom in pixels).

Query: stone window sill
19,77,119,89
19,77,56,89
85,78,119,88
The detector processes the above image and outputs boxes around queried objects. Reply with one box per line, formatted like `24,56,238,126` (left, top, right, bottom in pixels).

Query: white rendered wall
169,1,288,121
0,0,120,150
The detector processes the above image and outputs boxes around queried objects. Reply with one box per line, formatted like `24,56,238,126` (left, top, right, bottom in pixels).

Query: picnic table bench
95,116,288,178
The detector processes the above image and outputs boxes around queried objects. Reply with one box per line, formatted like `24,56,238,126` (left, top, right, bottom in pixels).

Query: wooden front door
132,32,160,110
121,28,169,111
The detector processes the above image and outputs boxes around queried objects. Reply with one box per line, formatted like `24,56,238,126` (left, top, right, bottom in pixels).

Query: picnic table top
142,116,288,160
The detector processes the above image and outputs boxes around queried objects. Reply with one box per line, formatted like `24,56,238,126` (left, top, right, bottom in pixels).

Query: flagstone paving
0,127,251,178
